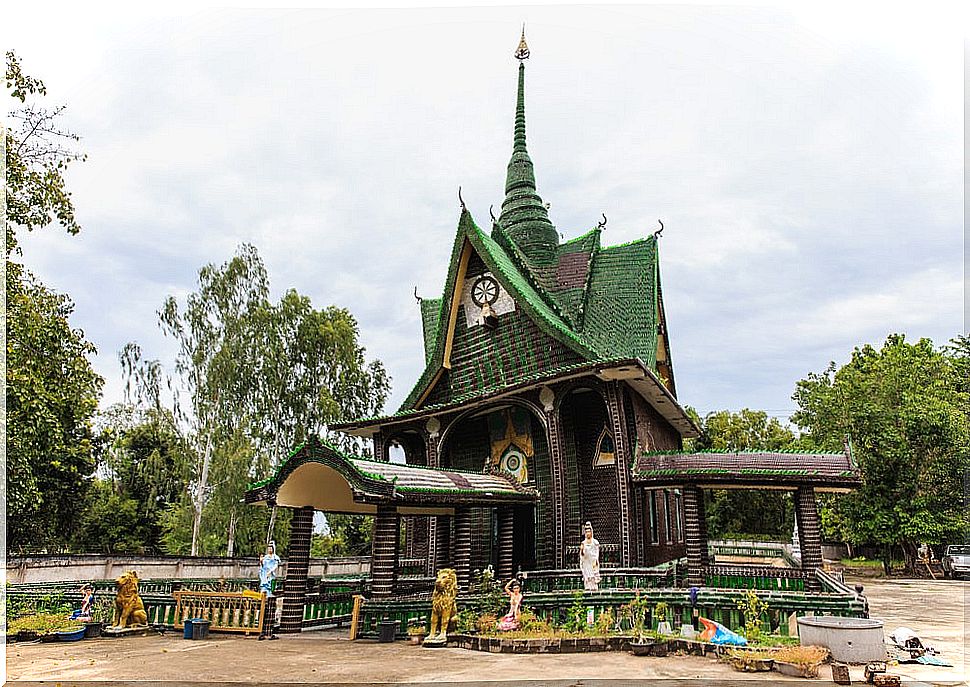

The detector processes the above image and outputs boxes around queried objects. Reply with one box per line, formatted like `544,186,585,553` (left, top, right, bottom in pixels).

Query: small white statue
579,521,601,591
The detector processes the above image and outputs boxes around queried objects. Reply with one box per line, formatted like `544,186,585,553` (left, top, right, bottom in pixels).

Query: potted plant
407,617,428,645
773,645,829,678
624,593,654,656
654,602,672,635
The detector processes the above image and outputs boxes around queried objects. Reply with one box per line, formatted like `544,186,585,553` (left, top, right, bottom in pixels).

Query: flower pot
651,640,669,657
84,622,104,639
56,628,86,642
775,660,821,678
408,633,426,645
630,640,654,656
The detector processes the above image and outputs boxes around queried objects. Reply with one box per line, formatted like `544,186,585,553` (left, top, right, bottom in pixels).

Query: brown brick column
371,505,399,598
682,485,707,586
605,382,634,566
434,516,452,573
496,506,515,582
279,505,313,633
425,425,441,576
544,407,568,569
795,486,823,590
454,506,473,591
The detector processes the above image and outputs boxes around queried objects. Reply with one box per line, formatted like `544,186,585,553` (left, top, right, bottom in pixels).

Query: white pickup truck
942,545,970,579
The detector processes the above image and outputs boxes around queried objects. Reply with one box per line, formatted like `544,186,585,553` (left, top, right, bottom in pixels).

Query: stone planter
775,660,822,678
797,616,885,663
731,656,774,672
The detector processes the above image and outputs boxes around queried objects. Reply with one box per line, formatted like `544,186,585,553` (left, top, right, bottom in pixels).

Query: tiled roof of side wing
419,297,442,365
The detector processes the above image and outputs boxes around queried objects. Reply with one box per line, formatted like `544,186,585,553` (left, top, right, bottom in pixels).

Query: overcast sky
8,4,965,426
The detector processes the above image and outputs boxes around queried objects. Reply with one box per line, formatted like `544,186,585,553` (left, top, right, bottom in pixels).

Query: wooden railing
173,590,266,635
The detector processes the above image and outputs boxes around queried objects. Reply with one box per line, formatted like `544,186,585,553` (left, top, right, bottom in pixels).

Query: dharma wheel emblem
471,275,500,307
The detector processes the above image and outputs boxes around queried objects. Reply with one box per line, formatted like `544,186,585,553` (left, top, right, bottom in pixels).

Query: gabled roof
631,449,862,492
402,208,666,412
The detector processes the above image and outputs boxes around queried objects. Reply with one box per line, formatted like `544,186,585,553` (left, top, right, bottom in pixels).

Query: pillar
370,505,399,598
278,505,313,633
795,486,823,590
454,506,473,591
682,485,707,587
433,516,452,573
605,382,634,566
496,506,514,582
425,422,441,576
544,406,568,569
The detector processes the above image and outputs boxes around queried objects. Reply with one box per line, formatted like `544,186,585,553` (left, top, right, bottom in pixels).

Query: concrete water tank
797,616,885,663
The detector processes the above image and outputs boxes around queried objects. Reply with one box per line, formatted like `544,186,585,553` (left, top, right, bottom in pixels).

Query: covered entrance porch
244,436,538,632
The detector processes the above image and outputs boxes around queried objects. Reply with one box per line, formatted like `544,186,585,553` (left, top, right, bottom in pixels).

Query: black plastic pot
84,622,104,639
378,620,397,643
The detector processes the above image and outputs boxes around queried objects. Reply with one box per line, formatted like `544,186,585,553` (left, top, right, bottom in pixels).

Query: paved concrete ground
6,575,966,685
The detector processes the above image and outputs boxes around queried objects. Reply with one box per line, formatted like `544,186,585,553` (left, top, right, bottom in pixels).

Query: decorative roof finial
514,24,530,61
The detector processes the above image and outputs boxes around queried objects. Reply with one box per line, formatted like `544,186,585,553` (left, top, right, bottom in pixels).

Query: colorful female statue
498,577,523,631
259,541,281,596
579,521,601,591
71,583,95,621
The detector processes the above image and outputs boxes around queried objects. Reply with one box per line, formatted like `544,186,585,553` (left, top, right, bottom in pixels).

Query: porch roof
631,448,862,492
244,437,538,515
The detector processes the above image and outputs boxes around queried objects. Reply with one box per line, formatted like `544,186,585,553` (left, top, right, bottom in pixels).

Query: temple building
246,32,862,635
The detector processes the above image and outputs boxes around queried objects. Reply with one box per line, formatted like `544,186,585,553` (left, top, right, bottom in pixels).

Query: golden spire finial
514,24,530,61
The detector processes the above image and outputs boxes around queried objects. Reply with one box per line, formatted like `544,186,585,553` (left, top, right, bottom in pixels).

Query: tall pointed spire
497,26,559,265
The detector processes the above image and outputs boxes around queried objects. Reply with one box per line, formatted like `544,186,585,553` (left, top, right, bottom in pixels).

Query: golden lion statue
426,568,458,645
112,570,148,628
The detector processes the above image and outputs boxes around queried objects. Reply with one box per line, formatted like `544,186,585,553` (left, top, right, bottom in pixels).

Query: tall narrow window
664,490,673,543
674,490,683,542
648,491,659,544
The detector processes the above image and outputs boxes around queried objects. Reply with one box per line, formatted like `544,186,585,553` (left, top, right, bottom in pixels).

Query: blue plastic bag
698,617,748,646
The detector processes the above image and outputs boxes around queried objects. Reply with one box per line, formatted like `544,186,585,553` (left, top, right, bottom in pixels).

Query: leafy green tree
126,244,389,556
73,404,193,553
792,334,970,573
6,263,104,551
5,50,86,255
688,408,797,539
310,514,374,557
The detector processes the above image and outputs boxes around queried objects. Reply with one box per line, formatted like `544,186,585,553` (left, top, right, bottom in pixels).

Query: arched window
593,427,615,468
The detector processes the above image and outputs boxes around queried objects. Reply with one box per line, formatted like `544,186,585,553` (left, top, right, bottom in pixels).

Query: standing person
579,522,601,590
258,542,281,640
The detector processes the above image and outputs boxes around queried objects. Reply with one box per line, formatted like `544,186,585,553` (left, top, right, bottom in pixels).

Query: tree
5,50,86,255
6,262,104,551
310,514,374,558
687,408,797,539
792,334,970,573
126,244,389,556
73,404,193,554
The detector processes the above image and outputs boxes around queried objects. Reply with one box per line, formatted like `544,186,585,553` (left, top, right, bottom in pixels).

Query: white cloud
9,5,962,423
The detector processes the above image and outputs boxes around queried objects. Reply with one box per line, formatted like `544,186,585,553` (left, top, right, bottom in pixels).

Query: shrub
474,613,498,634
773,645,829,665
595,608,615,635
735,589,768,642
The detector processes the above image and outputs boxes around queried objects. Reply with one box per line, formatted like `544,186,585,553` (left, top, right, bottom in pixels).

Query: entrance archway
439,400,550,570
